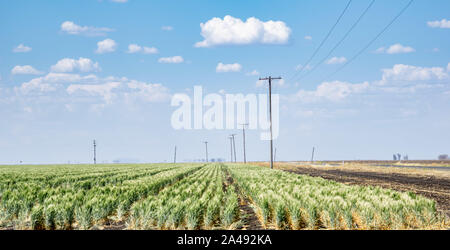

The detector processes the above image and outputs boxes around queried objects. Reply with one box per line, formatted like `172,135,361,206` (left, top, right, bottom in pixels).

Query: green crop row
0,163,446,230
228,164,444,230
0,164,203,229
129,164,240,229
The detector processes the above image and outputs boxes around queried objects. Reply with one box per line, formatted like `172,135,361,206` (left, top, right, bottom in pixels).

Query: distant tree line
393,153,408,161
438,154,449,160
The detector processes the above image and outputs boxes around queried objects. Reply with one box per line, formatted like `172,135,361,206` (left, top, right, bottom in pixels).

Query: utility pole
93,140,97,165
174,146,177,164
230,134,237,163
259,76,282,169
229,136,234,163
203,141,209,163
311,147,315,163
240,123,248,163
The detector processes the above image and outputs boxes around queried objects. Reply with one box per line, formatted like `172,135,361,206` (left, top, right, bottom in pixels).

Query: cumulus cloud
61,21,114,36
11,65,43,75
51,58,100,73
126,81,170,102
304,35,312,40
427,19,450,29
17,73,98,94
195,15,291,47
96,39,117,54
216,63,242,73
246,70,260,76
127,44,158,54
326,57,347,65
13,44,32,53
295,64,312,71
67,82,121,104
158,56,184,64
380,64,449,83
294,81,370,102
376,44,415,54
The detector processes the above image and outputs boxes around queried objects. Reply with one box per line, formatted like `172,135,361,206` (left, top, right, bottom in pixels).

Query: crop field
0,164,447,230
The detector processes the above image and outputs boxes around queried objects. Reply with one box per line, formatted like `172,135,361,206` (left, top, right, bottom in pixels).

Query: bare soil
273,163,450,218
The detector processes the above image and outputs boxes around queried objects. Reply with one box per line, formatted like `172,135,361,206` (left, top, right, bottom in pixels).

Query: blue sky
0,0,449,164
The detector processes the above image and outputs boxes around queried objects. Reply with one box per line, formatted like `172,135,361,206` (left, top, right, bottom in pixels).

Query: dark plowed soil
237,197,264,230
223,169,264,230
102,220,127,230
283,167,450,218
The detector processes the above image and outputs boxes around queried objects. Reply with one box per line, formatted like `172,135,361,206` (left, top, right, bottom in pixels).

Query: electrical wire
288,0,353,82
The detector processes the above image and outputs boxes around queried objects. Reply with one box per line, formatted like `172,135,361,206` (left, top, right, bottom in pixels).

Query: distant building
438,154,449,160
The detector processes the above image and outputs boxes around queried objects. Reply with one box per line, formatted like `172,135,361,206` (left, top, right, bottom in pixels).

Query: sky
0,0,449,164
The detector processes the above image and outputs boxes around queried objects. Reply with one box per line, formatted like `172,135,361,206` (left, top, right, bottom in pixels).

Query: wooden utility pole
230,134,237,163
240,123,248,163
93,140,97,165
259,76,282,169
203,142,209,163
174,146,177,164
229,136,234,163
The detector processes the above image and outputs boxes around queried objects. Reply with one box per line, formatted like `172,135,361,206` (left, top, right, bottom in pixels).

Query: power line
323,0,414,81
295,0,376,83
289,0,353,81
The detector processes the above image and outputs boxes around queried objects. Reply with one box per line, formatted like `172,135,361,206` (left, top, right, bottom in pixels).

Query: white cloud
127,44,158,54
96,39,117,54
110,0,128,2
326,57,347,65
61,21,114,36
67,82,121,104
126,81,170,102
246,70,260,76
195,15,291,47
11,65,43,75
294,81,370,102
51,58,100,73
158,56,184,64
295,64,312,71
304,36,312,40
17,73,98,94
447,63,450,72
380,64,448,83
216,63,242,73
13,44,32,53
376,44,415,54
161,26,173,31
427,19,450,29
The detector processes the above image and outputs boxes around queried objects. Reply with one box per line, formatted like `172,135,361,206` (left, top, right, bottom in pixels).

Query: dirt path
278,165,450,218
223,168,264,230
237,197,264,230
